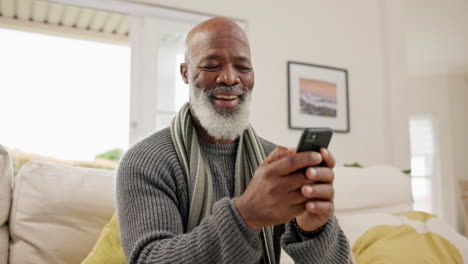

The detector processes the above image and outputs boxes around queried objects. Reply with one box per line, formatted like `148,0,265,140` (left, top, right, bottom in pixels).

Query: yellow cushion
81,213,126,264
353,225,462,263
351,211,464,264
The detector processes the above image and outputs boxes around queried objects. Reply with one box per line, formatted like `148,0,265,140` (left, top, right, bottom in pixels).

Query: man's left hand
295,148,336,232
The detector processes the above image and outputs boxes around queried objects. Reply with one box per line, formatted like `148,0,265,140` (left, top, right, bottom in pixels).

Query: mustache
204,86,247,97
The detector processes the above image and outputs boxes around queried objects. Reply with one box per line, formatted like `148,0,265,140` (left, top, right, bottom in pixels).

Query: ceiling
0,0,129,41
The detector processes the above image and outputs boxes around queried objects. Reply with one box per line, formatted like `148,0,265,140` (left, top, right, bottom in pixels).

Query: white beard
189,85,251,141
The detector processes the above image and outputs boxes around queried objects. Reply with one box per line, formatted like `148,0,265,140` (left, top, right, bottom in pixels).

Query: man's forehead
185,17,250,61
186,17,247,43
186,34,251,63
187,30,250,50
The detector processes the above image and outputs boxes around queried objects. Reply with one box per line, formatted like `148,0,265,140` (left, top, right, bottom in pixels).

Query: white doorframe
128,16,159,145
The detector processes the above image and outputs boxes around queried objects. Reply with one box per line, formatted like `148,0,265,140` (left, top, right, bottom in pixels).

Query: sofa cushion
0,227,8,264
0,144,13,264
81,213,126,264
334,165,413,216
9,160,116,264
337,211,468,262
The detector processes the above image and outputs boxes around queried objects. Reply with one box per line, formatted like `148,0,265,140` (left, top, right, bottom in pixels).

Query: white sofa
0,144,416,264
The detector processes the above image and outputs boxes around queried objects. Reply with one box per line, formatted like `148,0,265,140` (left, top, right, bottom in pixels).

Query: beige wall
449,75,468,183
448,74,468,232
407,75,461,230
404,73,467,231
141,0,467,230
142,0,393,166
404,0,468,231
406,0,468,76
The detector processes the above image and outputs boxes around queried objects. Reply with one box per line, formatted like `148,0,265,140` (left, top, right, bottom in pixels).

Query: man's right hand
235,146,323,230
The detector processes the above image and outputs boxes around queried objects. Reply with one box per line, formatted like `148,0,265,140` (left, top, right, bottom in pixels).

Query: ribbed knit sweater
116,127,350,263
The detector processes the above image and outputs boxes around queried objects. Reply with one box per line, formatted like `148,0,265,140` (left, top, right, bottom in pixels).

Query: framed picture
288,61,349,132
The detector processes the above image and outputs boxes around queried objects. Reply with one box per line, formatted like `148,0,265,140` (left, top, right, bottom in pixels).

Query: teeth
214,95,238,100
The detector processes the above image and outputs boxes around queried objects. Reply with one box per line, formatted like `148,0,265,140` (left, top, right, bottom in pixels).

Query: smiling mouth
211,93,242,109
213,94,240,100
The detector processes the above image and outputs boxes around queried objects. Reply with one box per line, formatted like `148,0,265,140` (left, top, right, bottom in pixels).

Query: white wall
448,74,468,232
449,75,468,183
139,0,393,167
136,0,468,230
406,0,468,76
407,75,461,230
404,0,468,231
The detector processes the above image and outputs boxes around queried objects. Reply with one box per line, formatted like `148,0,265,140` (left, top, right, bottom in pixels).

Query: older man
116,17,350,263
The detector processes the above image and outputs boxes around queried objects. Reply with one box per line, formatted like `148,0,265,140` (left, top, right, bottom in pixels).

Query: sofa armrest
0,144,13,264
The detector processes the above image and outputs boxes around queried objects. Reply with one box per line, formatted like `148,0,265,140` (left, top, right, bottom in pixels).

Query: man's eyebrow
200,54,222,62
199,55,251,64
233,56,251,64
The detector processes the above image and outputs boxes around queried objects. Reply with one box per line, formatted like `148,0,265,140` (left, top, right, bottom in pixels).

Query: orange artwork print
299,78,337,117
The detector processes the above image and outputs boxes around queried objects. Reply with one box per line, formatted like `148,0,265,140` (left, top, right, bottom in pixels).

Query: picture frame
287,61,350,132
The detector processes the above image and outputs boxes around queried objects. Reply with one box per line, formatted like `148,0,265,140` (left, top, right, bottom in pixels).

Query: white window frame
49,0,246,145
50,0,210,145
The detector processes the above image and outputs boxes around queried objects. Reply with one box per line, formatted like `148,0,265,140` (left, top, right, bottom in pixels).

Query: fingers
286,183,335,206
264,148,335,178
279,166,335,193
264,146,294,164
288,147,297,153
280,171,314,192
320,148,336,168
269,151,323,176
288,203,306,218
304,167,334,183
305,200,334,217
301,184,334,201
287,189,309,204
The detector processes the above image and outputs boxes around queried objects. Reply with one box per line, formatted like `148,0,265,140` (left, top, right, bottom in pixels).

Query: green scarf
170,103,276,264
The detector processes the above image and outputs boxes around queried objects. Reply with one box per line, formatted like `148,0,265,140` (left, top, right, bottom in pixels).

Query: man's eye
203,65,219,70
237,66,251,72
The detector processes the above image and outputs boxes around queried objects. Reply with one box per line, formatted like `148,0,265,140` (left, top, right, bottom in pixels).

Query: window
409,116,437,213
1,0,237,172
0,27,130,173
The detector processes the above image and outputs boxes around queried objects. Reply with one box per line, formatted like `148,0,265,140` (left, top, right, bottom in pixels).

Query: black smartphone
296,127,333,154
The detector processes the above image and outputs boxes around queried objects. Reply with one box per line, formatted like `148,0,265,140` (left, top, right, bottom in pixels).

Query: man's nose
216,65,240,86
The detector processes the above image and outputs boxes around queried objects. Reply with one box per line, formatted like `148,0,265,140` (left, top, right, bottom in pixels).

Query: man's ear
180,63,189,84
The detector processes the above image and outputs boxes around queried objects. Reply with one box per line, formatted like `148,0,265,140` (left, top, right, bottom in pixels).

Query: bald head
184,17,250,63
